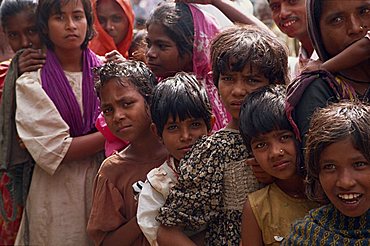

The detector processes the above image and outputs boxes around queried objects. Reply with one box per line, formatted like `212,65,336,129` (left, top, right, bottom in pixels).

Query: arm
102,217,143,246
177,0,274,36
241,199,263,246
157,225,196,246
211,0,274,36
321,37,370,72
62,131,105,162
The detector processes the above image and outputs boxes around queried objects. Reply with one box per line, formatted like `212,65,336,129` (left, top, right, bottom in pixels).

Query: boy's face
218,63,269,121
159,116,209,162
251,129,297,180
100,78,151,142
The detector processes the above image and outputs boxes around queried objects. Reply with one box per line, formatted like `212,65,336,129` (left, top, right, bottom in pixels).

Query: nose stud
279,149,284,154
360,26,364,30
28,42,33,48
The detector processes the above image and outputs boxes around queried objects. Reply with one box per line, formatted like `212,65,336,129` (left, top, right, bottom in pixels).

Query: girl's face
218,63,269,124
100,78,152,143
97,0,129,45
319,136,370,217
251,130,297,180
47,0,87,53
4,10,42,52
319,0,370,58
146,23,192,78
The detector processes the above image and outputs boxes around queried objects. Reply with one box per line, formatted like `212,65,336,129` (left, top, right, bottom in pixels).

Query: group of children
0,0,368,245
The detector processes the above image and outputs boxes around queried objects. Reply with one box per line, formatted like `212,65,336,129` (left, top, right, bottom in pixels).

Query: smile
281,19,297,28
337,193,362,203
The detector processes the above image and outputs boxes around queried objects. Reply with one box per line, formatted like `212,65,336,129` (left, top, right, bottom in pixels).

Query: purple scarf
41,49,101,137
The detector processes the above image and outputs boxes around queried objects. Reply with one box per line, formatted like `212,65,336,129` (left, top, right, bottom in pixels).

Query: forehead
4,11,35,31
146,23,172,41
321,0,370,15
96,0,124,14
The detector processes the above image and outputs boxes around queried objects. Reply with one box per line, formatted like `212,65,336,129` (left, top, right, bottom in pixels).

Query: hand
175,0,213,4
303,59,323,72
18,48,46,75
16,136,26,149
246,158,274,185
104,50,126,64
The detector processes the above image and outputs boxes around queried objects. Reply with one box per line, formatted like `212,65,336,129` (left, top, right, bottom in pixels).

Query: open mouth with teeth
282,20,297,27
337,193,362,204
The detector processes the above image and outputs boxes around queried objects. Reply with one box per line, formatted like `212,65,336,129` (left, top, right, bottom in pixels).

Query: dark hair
150,72,213,136
129,29,147,62
146,1,194,59
0,0,37,30
305,101,370,202
93,60,157,105
307,0,329,61
211,25,288,88
239,84,293,153
37,0,95,50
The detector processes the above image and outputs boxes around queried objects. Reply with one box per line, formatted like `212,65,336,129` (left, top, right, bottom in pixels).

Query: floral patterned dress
157,128,260,245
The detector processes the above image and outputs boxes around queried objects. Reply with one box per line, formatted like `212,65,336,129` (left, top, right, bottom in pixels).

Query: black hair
305,101,370,202
150,72,213,136
37,0,95,50
94,60,157,105
0,0,37,30
146,1,194,59
211,25,288,88
239,84,293,153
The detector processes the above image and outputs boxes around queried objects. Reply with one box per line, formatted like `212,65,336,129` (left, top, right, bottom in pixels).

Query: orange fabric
90,0,134,57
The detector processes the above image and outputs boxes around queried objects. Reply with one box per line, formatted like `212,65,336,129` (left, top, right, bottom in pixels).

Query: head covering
90,0,134,57
188,4,230,131
285,0,367,142
306,0,330,62
41,48,101,137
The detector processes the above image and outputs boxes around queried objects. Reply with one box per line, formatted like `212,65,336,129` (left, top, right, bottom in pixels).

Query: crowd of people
0,0,368,245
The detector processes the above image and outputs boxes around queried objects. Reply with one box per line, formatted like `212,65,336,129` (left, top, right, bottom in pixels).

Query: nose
113,108,125,123
347,14,363,35
65,17,77,30
270,141,284,158
20,34,31,49
279,3,292,19
336,168,356,190
231,78,248,97
179,128,192,142
105,19,115,31
146,45,157,60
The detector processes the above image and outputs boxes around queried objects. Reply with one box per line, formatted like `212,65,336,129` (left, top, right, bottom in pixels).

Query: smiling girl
14,0,105,244
283,101,370,245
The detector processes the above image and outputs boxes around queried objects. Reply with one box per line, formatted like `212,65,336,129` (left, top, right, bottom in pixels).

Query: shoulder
98,152,127,178
17,70,41,86
191,128,247,155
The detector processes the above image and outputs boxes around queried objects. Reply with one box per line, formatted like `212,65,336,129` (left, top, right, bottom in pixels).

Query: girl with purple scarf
14,0,105,245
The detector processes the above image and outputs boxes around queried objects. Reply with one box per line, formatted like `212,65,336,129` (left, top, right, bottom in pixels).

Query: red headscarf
90,0,134,57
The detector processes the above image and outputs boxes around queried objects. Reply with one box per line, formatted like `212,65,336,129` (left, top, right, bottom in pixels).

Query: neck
54,48,83,72
227,118,239,130
300,35,314,57
340,60,370,83
275,175,306,199
126,129,167,161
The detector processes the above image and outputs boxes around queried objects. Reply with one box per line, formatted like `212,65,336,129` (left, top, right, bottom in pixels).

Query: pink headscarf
189,4,230,131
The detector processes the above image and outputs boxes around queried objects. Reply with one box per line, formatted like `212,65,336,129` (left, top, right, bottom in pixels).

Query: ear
150,123,163,143
208,115,216,135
